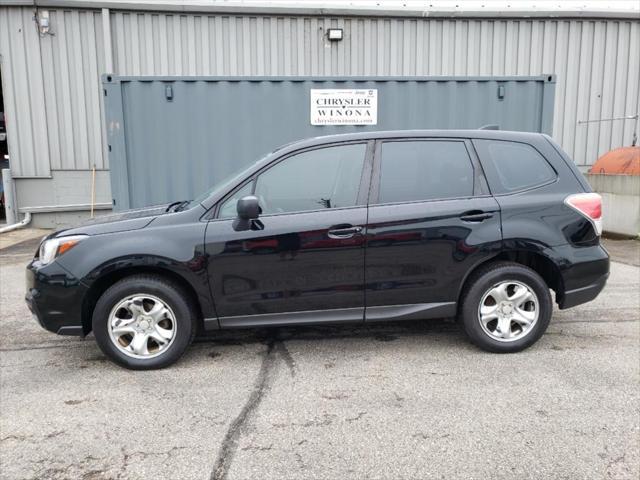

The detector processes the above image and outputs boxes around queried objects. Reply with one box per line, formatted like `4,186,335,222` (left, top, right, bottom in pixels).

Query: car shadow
77,318,467,369
193,317,463,348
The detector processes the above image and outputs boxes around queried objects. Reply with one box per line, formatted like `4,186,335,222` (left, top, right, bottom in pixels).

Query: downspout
0,168,31,233
0,204,112,234
0,212,31,234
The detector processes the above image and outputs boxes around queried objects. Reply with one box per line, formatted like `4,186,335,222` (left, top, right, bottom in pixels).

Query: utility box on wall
102,75,555,210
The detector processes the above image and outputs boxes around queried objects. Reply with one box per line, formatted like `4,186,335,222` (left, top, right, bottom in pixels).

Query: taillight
564,192,603,236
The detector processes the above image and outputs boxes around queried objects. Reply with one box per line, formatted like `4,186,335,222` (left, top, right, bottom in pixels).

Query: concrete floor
0,227,49,251
602,237,640,267
0,237,638,480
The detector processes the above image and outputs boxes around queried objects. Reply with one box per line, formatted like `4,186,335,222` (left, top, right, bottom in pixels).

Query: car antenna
479,124,500,130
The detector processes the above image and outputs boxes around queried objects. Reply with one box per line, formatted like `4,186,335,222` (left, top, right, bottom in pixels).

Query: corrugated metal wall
1,5,639,178
0,7,51,177
41,9,107,172
0,7,107,176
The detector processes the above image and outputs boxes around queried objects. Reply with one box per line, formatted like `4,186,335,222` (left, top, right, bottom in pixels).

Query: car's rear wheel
92,275,197,369
459,262,552,353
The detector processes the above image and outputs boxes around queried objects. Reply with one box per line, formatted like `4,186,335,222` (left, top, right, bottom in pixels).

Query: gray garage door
103,75,555,210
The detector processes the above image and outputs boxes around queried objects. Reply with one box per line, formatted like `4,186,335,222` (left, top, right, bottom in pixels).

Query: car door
364,138,502,321
205,141,373,327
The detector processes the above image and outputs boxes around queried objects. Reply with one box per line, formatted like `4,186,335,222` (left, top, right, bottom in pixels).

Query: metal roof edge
2,1,639,19
101,74,557,83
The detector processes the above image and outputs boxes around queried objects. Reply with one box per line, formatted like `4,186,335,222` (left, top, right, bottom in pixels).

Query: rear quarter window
473,139,556,194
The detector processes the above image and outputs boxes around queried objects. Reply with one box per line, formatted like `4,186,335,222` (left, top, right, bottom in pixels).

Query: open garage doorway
0,68,7,222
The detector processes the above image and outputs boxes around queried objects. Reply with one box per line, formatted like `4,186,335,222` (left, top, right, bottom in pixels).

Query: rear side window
474,140,556,194
378,141,474,204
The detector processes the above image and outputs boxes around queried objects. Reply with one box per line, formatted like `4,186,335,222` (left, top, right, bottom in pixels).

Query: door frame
367,137,491,206
362,136,498,322
205,138,377,328
208,139,377,221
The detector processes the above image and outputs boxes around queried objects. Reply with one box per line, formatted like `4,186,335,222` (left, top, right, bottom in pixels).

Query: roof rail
479,124,500,130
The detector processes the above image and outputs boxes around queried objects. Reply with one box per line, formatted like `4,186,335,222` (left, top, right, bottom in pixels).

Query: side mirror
236,195,260,220
233,195,262,232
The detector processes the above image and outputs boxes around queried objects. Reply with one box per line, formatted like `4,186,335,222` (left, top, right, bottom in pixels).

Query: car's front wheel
92,275,197,369
459,262,552,353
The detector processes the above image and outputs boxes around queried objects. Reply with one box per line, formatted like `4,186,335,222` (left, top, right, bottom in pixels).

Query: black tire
459,262,552,353
92,275,197,370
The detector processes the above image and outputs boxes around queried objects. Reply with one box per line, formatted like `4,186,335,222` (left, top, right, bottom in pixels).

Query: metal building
0,0,639,227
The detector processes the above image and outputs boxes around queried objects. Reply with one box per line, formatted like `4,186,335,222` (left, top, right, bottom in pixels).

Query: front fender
56,221,216,319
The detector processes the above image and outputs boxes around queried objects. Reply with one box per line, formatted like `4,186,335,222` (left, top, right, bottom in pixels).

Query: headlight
38,235,87,265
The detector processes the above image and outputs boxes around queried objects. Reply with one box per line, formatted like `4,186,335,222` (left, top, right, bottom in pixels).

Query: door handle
328,225,363,239
460,211,494,222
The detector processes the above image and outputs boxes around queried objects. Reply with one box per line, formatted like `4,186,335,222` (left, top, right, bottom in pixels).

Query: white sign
310,89,378,125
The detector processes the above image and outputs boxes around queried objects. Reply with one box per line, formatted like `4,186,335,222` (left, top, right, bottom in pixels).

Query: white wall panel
1,5,638,179
0,6,106,175
0,7,51,176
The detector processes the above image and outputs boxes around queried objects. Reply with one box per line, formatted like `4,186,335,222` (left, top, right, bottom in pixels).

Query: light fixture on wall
327,28,343,41
35,10,52,36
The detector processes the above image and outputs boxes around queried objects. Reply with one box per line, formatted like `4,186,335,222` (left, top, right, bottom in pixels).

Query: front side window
378,140,474,204
254,143,366,215
473,139,556,194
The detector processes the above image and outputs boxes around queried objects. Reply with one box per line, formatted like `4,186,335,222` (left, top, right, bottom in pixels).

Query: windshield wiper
166,200,190,212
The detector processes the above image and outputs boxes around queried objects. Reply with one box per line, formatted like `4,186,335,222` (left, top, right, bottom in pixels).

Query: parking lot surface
1,237,638,480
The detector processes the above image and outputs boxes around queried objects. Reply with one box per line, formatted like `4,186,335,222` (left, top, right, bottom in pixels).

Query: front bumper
26,259,88,336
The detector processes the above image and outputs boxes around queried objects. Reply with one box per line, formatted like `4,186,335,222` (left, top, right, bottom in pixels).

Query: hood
56,203,171,237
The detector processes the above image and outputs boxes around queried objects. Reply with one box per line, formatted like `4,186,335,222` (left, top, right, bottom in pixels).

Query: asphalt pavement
0,236,638,480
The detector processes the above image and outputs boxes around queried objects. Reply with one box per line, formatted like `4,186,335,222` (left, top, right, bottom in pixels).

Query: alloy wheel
107,294,177,358
477,280,539,342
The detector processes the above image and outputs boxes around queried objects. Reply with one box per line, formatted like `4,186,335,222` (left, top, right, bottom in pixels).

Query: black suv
26,130,609,369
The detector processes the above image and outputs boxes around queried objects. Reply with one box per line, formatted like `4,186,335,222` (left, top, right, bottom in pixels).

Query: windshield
186,159,262,209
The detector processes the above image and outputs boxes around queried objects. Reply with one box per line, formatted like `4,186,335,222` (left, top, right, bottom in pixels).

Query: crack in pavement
118,446,189,479
210,334,290,480
555,318,639,324
0,342,88,352
276,340,297,378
